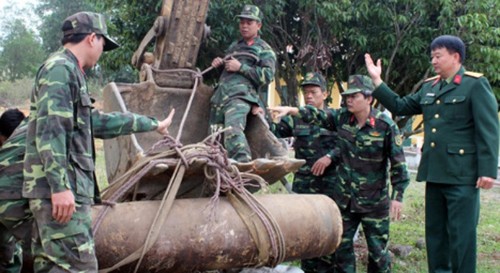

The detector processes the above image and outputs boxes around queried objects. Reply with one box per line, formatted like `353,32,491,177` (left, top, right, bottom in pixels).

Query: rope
176,68,201,142
200,131,286,266
94,132,286,270
95,58,285,270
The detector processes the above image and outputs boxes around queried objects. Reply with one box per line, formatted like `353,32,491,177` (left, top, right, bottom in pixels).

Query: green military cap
62,11,120,51
236,5,263,22
342,75,374,96
301,72,327,91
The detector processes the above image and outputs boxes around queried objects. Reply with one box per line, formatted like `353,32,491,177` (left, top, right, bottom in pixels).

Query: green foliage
36,0,96,53
34,0,139,82
89,0,161,82
0,20,46,81
26,0,499,103
95,139,109,189
455,0,500,97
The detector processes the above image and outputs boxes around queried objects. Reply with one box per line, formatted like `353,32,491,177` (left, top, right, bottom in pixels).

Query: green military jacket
270,109,337,177
6,111,159,201
298,105,409,212
373,67,499,184
210,36,276,106
22,48,159,204
0,119,28,199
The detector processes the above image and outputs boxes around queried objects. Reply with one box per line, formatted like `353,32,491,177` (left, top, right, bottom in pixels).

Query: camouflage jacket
1,112,158,200
270,110,337,176
298,105,409,212
0,119,28,199
22,48,159,204
211,36,276,106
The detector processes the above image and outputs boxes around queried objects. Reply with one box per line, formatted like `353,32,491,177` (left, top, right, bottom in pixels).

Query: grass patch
0,77,104,110
95,139,109,190
0,77,33,108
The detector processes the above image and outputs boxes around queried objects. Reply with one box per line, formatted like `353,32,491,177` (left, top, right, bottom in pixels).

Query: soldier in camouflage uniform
0,109,27,273
270,75,410,273
0,111,174,272
210,4,276,162
21,12,175,272
270,72,337,272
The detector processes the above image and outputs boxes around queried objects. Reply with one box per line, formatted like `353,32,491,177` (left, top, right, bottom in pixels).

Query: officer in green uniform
21,12,175,272
365,35,499,273
270,75,409,273
210,4,276,162
270,72,337,272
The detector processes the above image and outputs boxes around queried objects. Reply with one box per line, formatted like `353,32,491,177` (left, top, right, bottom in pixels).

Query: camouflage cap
62,12,120,51
236,5,263,22
342,75,375,96
301,72,327,91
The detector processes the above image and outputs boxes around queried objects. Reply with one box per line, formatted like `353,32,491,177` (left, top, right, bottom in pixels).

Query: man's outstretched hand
364,53,384,87
157,109,175,135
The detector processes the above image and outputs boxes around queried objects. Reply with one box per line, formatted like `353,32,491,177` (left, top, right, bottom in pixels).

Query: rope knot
145,135,182,156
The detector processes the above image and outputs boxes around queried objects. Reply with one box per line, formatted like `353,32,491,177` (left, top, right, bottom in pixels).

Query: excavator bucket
102,68,304,200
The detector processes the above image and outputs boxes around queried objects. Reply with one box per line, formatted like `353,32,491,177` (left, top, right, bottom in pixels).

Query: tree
452,0,500,98
90,0,162,82
36,0,96,53
0,19,45,81
53,0,498,109
204,0,348,106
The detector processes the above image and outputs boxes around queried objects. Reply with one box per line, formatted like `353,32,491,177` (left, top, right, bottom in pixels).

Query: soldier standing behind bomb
209,4,276,163
270,75,409,273
270,72,337,272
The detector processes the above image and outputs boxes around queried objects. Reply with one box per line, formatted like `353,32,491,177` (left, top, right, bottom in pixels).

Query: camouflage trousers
30,199,97,273
0,199,33,273
334,207,391,273
210,98,252,162
293,170,337,198
293,172,337,273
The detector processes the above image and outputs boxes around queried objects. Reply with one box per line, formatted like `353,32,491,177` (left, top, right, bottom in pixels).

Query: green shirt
22,48,159,203
298,105,409,212
270,109,337,176
211,37,276,106
373,67,498,184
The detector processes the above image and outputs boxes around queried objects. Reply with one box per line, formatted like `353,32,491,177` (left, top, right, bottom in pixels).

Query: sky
0,0,41,39
0,0,38,10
